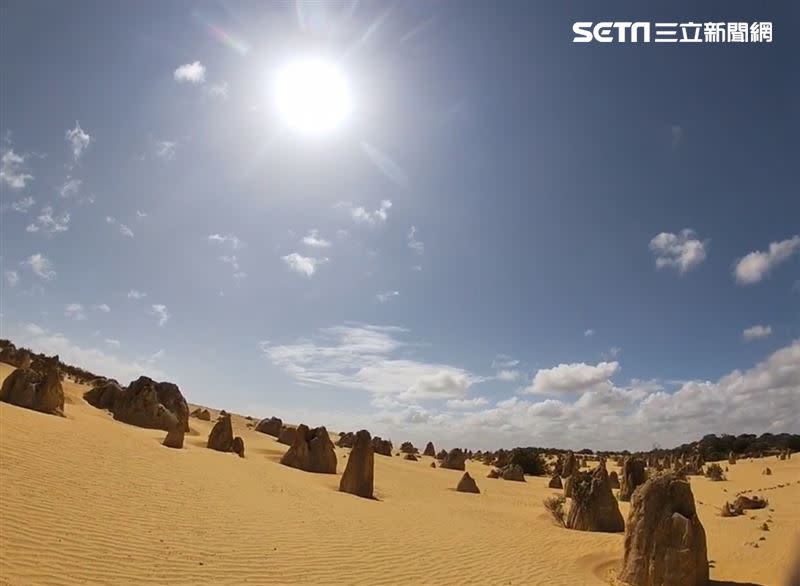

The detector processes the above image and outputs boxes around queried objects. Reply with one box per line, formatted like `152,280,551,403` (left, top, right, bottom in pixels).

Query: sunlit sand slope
1,363,797,585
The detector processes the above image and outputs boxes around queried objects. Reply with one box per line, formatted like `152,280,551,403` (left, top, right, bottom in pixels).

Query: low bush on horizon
509,447,547,476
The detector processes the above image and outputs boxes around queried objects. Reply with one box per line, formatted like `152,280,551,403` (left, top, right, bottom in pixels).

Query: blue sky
1,0,798,451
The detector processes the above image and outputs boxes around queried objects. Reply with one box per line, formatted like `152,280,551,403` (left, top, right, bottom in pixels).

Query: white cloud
104,339,121,348
59,177,82,198
603,346,622,360
9,323,165,382
105,216,133,237
206,82,229,99
496,369,521,382
256,340,800,450
0,147,33,189
136,210,147,219
10,195,35,212
65,121,92,162
208,233,243,249
302,229,331,248
743,325,772,341
5,270,19,287
376,290,399,303
94,304,111,313
446,397,489,410
734,235,800,285
410,265,422,272
491,354,519,369
407,226,424,254
150,304,169,327
64,303,86,321
524,361,620,394
25,206,70,236
127,289,147,299
584,329,595,337
340,199,392,226
220,255,240,271
173,61,206,84
21,253,55,280
260,324,479,401
649,229,708,274
154,140,176,160
282,252,327,277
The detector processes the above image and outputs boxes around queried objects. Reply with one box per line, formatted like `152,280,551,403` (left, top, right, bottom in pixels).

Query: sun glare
273,58,352,136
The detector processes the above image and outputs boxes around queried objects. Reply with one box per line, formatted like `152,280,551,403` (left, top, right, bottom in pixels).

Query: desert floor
1,363,798,585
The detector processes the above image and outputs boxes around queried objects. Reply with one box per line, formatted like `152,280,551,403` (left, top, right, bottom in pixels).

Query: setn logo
573,22,651,43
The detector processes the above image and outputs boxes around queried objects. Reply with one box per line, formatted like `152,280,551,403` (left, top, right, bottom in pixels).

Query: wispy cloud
302,229,331,248
376,290,400,303
7,195,35,212
64,303,86,320
446,397,489,410
94,303,111,313
65,121,92,162
127,289,147,299
260,324,479,401
5,270,19,287
743,324,772,341
154,140,176,160
173,61,206,84
208,233,243,249
26,206,70,236
106,216,134,237
584,329,595,337
206,82,229,99
21,253,55,280
734,235,800,285
282,252,327,277
0,145,33,189
407,226,424,254
59,177,82,198
150,304,169,327
338,200,392,226
649,229,708,274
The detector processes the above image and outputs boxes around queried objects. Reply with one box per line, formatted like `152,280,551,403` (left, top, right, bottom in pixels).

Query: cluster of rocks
487,463,525,482
423,441,436,457
280,424,337,474
206,412,245,457
372,436,393,457
0,352,64,417
777,449,792,460
439,448,466,471
255,416,282,437
399,441,418,454
84,375,189,433
190,407,211,421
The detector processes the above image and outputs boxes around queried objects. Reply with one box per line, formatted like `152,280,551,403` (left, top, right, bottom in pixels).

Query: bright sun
273,58,352,136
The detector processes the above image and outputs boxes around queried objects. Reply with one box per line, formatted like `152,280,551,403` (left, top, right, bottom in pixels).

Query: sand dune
1,363,798,585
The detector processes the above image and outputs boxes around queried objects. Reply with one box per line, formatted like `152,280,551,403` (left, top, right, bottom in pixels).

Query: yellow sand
1,363,798,585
